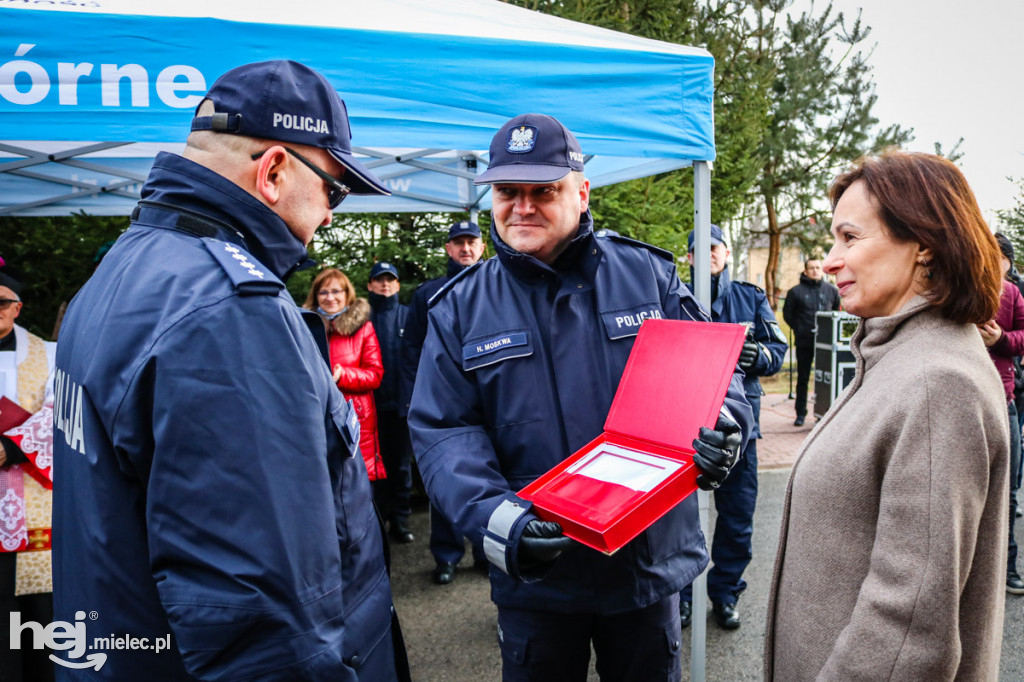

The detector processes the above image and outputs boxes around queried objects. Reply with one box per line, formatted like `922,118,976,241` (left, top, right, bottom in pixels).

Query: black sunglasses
251,147,351,209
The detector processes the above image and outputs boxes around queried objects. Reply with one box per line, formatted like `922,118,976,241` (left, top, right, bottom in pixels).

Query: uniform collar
368,291,400,310
139,152,313,281
713,265,732,304
447,258,470,279
490,209,597,282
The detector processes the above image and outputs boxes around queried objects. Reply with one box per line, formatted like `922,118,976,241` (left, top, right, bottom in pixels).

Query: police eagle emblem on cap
507,125,536,153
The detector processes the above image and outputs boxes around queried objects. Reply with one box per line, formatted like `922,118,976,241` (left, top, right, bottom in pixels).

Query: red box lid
603,319,746,451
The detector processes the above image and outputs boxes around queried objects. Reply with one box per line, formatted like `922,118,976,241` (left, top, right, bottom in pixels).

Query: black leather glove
692,413,742,491
738,339,761,371
518,519,574,573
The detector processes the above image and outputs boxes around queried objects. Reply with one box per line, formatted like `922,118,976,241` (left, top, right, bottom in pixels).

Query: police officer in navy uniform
408,113,753,681
400,220,488,584
367,261,416,544
679,224,788,631
52,61,408,680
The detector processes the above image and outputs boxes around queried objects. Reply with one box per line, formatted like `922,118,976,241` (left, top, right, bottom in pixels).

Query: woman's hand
978,320,1003,347
332,364,343,383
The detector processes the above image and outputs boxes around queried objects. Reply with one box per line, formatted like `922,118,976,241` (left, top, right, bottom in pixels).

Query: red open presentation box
518,319,745,554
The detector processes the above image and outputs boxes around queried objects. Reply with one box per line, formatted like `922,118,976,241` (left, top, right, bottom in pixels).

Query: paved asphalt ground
390,394,1024,680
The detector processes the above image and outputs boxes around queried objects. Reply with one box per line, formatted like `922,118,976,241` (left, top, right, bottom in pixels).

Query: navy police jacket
52,153,397,681
369,292,409,414
686,265,787,437
398,259,467,417
408,213,753,614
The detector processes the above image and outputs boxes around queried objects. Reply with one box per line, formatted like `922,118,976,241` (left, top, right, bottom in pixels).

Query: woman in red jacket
304,268,386,481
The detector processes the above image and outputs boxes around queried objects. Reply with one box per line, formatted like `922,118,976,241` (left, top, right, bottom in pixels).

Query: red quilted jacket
328,298,385,481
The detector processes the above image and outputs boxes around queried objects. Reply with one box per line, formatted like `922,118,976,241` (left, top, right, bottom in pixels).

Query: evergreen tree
751,1,911,304
0,214,127,339
513,1,911,306
290,211,484,304
507,0,770,258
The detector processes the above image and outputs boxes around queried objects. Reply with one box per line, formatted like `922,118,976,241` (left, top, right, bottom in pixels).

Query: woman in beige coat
765,151,1009,681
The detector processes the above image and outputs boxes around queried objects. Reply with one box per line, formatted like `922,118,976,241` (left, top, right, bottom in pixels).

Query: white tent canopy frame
2,1,720,678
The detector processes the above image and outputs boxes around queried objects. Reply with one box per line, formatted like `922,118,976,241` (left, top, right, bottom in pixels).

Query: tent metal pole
379,189,468,209
691,159,712,682
354,147,449,168
0,177,143,216
0,141,130,172
461,151,479,224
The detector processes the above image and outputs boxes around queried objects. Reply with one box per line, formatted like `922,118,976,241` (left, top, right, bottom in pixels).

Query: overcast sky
798,0,1024,222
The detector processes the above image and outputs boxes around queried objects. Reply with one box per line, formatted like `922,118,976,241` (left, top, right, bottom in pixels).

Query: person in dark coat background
367,261,414,543
400,220,487,585
782,259,840,425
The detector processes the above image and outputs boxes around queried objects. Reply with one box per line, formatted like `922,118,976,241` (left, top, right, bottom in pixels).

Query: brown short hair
829,150,1001,325
303,268,355,311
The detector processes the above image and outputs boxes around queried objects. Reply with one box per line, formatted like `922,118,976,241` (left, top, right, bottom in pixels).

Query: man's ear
578,178,590,213
253,146,289,206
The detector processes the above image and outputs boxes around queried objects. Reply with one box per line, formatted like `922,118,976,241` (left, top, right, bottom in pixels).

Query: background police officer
408,113,753,681
52,61,407,680
400,221,488,584
680,224,787,630
368,261,415,544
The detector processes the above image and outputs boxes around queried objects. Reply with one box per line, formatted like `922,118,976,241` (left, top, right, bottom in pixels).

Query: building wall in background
745,245,805,298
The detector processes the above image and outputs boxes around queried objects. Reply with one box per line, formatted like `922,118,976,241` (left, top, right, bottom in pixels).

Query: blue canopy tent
1,0,722,677
0,0,714,216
